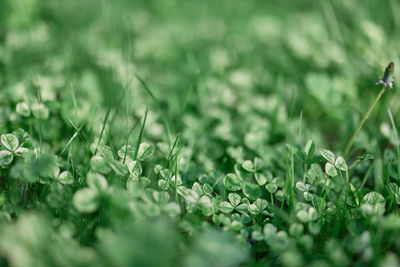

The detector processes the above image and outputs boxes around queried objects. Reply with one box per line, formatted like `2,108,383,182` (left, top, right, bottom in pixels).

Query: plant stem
387,108,400,181
345,87,386,156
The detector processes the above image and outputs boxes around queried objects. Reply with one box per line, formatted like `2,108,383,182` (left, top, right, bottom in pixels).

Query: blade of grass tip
345,87,386,157
70,83,78,110
105,127,117,157
65,116,89,154
86,108,96,149
166,132,181,164
173,154,179,204
134,107,149,160
134,74,158,103
61,119,87,154
36,90,43,154
123,79,132,163
123,119,141,164
159,133,182,182
134,74,172,145
96,105,112,155
285,146,296,209
387,108,400,181
105,89,126,142
168,146,185,167
299,110,303,145
61,132,78,155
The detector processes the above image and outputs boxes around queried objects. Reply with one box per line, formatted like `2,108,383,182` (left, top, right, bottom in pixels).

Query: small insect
375,62,394,88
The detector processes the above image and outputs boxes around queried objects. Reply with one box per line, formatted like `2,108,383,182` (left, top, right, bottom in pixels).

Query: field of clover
2,0,400,266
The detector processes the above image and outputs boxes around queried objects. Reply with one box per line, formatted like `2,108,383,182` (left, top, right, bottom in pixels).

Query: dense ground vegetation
1,0,400,266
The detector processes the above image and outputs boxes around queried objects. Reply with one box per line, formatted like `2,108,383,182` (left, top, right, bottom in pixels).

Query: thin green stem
270,193,274,207
134,107,149,160
37,91,43,154
387,108,400,181
345,87,386,157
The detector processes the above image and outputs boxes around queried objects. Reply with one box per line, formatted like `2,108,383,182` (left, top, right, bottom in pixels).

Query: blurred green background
2,0,400,161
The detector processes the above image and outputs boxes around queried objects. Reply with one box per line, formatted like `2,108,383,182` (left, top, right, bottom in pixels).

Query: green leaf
253,158,264,171
265,183,277,194
228,193,241,207
304,140,315,159
198,195,213,210
16,102,30,117
309,207,318,221
320,149,335,164
334,156,348,171
242,160,255,172
219,201,234,213
349,183,359,206
263,223,277,239
98,145,114,161
87,172,108,192
160,169,172,179
296,182,309,192
223,173,243,191
137,143,154,161
109,160,129,176
272,177,285,187
296,210,309,223
140,176,150,188
192,182,204,196
303,192,313,201
117,144,136,160
313,196,326,213
362,192,385,205
0,150,13,166
15,147,29,156
388,183,399,195
10,152,38,182
31,103,49,120
234,163,252,180
306,164,324,183
325,162,338,177
128,160,143,177
202,184,213,194
90,155,111,174
158,179,169,190
235,203,248,213
164,202,181,217
243,183,261,200
73,188,99,213
295,149,306,164
289,223,304,237
57,171,74,185
34,153,58,178
275,190,285,201
247,203,260,215
1,134,19,152
254,173,267,186
308,222,320,235
254,198,268,211
251,231,264,241
177,186,199,203
240,213,251,224
384,214,400,230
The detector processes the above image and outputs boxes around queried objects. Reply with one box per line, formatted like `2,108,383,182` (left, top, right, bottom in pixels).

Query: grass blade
134,107,149,160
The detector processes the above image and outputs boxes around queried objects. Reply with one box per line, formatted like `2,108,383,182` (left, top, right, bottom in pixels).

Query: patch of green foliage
1,0,400,266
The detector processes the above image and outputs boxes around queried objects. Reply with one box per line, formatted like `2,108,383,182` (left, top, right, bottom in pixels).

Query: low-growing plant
1,1,400,266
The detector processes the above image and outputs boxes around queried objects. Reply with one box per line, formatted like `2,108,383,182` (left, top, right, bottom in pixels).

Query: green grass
1,0,400,266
